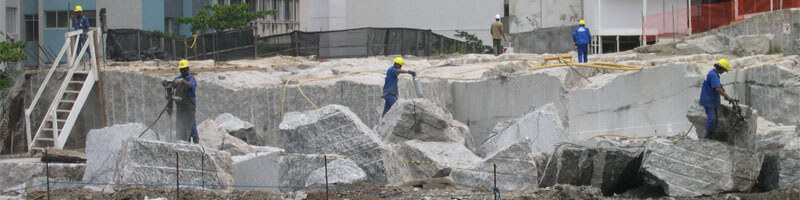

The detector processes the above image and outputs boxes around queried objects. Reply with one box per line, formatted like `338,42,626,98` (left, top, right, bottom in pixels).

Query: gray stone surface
758,148,800,191
305,159,367,186
510,25,579,54
687,103,757,149
539,143,642,195
729,34,773,56
756,131,800,151
231,149,284,190
215,113,257,143
197,119,255,156
730,60,800,125
42,149,86,163
675,35,729,54
279,154,327,189
640,139,762,197
113,138,234,189
0,159,84,192
451,139,538,190
82,123,159,184
399,177,456,189
280,105,389,184
376,98,473,149
480,103,564,156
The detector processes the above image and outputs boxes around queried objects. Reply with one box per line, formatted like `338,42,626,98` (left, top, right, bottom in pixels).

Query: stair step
63,90,80,94
56,109,71,113
68,81,83,84
74,71,90,75
59,100,76,104
36,138,55,142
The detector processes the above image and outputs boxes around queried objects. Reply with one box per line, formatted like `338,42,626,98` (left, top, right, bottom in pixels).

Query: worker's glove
408,71,417,76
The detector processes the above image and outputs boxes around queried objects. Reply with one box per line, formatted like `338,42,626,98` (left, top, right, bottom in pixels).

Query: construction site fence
643,0,800,42
105,27,483,62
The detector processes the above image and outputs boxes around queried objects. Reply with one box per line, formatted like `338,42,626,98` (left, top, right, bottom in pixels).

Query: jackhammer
137,80,182,138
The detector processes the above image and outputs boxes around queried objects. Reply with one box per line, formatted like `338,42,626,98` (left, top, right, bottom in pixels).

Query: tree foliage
453,30,491,53
176,3,273,33
0,41,27,63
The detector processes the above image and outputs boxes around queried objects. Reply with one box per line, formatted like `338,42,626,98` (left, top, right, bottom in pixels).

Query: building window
25,15,38,41
231,0,243,4
47,11,97,29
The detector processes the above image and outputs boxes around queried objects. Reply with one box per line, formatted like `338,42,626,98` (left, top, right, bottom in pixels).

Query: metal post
45,148,50,200
493,163,497,200
253,28,258,58
294,31,300,57
366,29,372,56
400,29,406,56
176,152,180,200
136,31,141,59
324,155,329,200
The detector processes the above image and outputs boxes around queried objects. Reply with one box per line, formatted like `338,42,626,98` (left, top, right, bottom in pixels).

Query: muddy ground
17,184,800,200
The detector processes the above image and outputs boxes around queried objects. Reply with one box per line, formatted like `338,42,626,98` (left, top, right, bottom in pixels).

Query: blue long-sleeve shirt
573,25,591,46
174,74,197,104
699,69,722,107
382,66,399,96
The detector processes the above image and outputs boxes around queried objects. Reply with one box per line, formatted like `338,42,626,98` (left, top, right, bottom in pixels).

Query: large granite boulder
198,119,255,156
758,148,800,191
82,123,159,184
687,103,757,149
539,143,643,195
729,34,772,56
381,140,481,185
280,105,388,184
215,113,257,143
305,158,367,186
376,98,474,150
675,35,728,54
231,147,284,190
480,103,565,156
113,138,234,189
0,159,84,192
279,154,328,188
640,139,762,197
451,139,538,190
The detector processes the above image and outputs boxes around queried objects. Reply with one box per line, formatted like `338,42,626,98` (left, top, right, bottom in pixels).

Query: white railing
25,28,100,151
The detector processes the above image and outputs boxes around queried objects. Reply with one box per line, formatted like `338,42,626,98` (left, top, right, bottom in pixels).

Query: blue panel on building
141,0,165,31
43,0,96,11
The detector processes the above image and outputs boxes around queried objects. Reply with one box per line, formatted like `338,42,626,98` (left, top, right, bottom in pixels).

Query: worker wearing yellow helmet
572,19,591,63
381,57,416,116
174,59,199,143
73,5,91,53
698,58,735,140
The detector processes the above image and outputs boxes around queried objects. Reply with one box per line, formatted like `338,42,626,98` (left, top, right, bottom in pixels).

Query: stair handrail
56,29,100,148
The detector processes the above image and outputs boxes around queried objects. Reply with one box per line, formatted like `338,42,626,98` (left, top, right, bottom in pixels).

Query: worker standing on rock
491,14,506,56
572,20,591,63
699,59,735,139
382,57,416,117
175,59,199,143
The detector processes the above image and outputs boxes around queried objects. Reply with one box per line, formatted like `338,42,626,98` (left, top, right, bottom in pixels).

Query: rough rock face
686,103,757,149
82,123,159,184
480,103,564,156
675,35,728,54
198,119,255,156
539,143,643,195
113,138,234,188
640,139,762,197
376,98,474,149
729,34,773,56
0,159,84,192
758,147,800,191
231,148,284,190
305,159,367,186
279,154,327,189
451,139,538,190
42,149,86,163
215,113,257,143
280,105,388,184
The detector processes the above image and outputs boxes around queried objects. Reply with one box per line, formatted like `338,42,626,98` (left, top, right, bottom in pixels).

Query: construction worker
381,57,416,116
490,14,506,56
72,5,90,54
699,59,735,140
175,59,199,143
572,20,591,63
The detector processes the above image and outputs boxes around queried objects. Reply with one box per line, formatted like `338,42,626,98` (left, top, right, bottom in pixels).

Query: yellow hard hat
74,5,83,12
394,57,404,66
579,19,586,25
178,59,189,69
717,59,730,71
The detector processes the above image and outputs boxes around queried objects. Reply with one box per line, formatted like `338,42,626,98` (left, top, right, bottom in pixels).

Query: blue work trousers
382,94,398,117
703,105,719,139
576,44,588,63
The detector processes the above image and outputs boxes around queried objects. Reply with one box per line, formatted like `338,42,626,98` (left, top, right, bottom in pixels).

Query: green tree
0,40,27,90
176,3,273,62
454,30,490,54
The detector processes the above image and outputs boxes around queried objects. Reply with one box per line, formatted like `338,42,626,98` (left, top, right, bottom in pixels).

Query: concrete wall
508,0,582,34
707,9,800,55
344,0,503,46
298,0,346,32
96,0,142,30
510,25,578,54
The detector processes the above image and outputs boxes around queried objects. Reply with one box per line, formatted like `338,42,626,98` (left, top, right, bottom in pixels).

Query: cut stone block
82,123,159,184
231,149,284,190
113,138,234,189
758,148,800,191
198,119,255,156
380,140,481,185
280,105,388,184
480,103,565,156
729,34,772,56
640,139,762,197
675,35,728,54
376,98,474,150
451,139,538,190
0,158,84,192
215,113,256,143
687,103,757,150
305,159,367,186
279,154,327,189
41,149,86,163
539,143,642,195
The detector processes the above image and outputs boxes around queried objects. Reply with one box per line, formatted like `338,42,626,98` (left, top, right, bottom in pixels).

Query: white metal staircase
25,28,101,153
